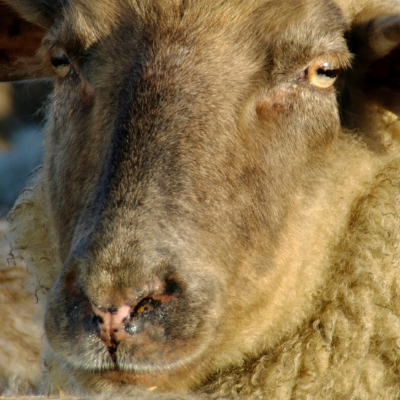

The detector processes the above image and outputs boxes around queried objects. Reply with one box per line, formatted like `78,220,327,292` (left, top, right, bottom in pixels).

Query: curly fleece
199,158,400,399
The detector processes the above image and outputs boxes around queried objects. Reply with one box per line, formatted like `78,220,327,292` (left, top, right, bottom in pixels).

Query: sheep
1,0,400,398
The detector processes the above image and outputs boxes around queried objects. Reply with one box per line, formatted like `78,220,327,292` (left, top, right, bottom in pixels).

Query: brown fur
1,0,400,398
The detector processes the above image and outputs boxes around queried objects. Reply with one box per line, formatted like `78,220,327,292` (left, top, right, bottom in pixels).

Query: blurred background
0,81,51,218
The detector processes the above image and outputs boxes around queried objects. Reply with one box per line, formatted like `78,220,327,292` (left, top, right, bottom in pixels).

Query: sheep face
4,0,352,393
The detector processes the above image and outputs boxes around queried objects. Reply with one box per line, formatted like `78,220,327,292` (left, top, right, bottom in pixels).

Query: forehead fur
44,0,349,66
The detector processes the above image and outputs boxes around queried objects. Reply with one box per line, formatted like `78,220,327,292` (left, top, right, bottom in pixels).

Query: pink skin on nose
92,304,131,347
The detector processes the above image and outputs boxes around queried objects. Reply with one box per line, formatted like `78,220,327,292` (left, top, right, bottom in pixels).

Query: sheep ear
0,1,55,81
349,14,400,115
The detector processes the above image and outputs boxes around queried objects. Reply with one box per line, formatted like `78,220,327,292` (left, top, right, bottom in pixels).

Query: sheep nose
90,288,176,357
92,304,132,351
88,275,181,359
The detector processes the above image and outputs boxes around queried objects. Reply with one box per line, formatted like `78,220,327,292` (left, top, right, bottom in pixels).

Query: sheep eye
51,50,71,78
306,58,340,89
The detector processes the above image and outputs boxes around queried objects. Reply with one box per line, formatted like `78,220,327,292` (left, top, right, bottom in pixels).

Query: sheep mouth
72,367,177,391
66,335,208,377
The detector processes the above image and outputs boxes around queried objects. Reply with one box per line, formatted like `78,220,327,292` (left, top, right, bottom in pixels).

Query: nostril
132,297,162,317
